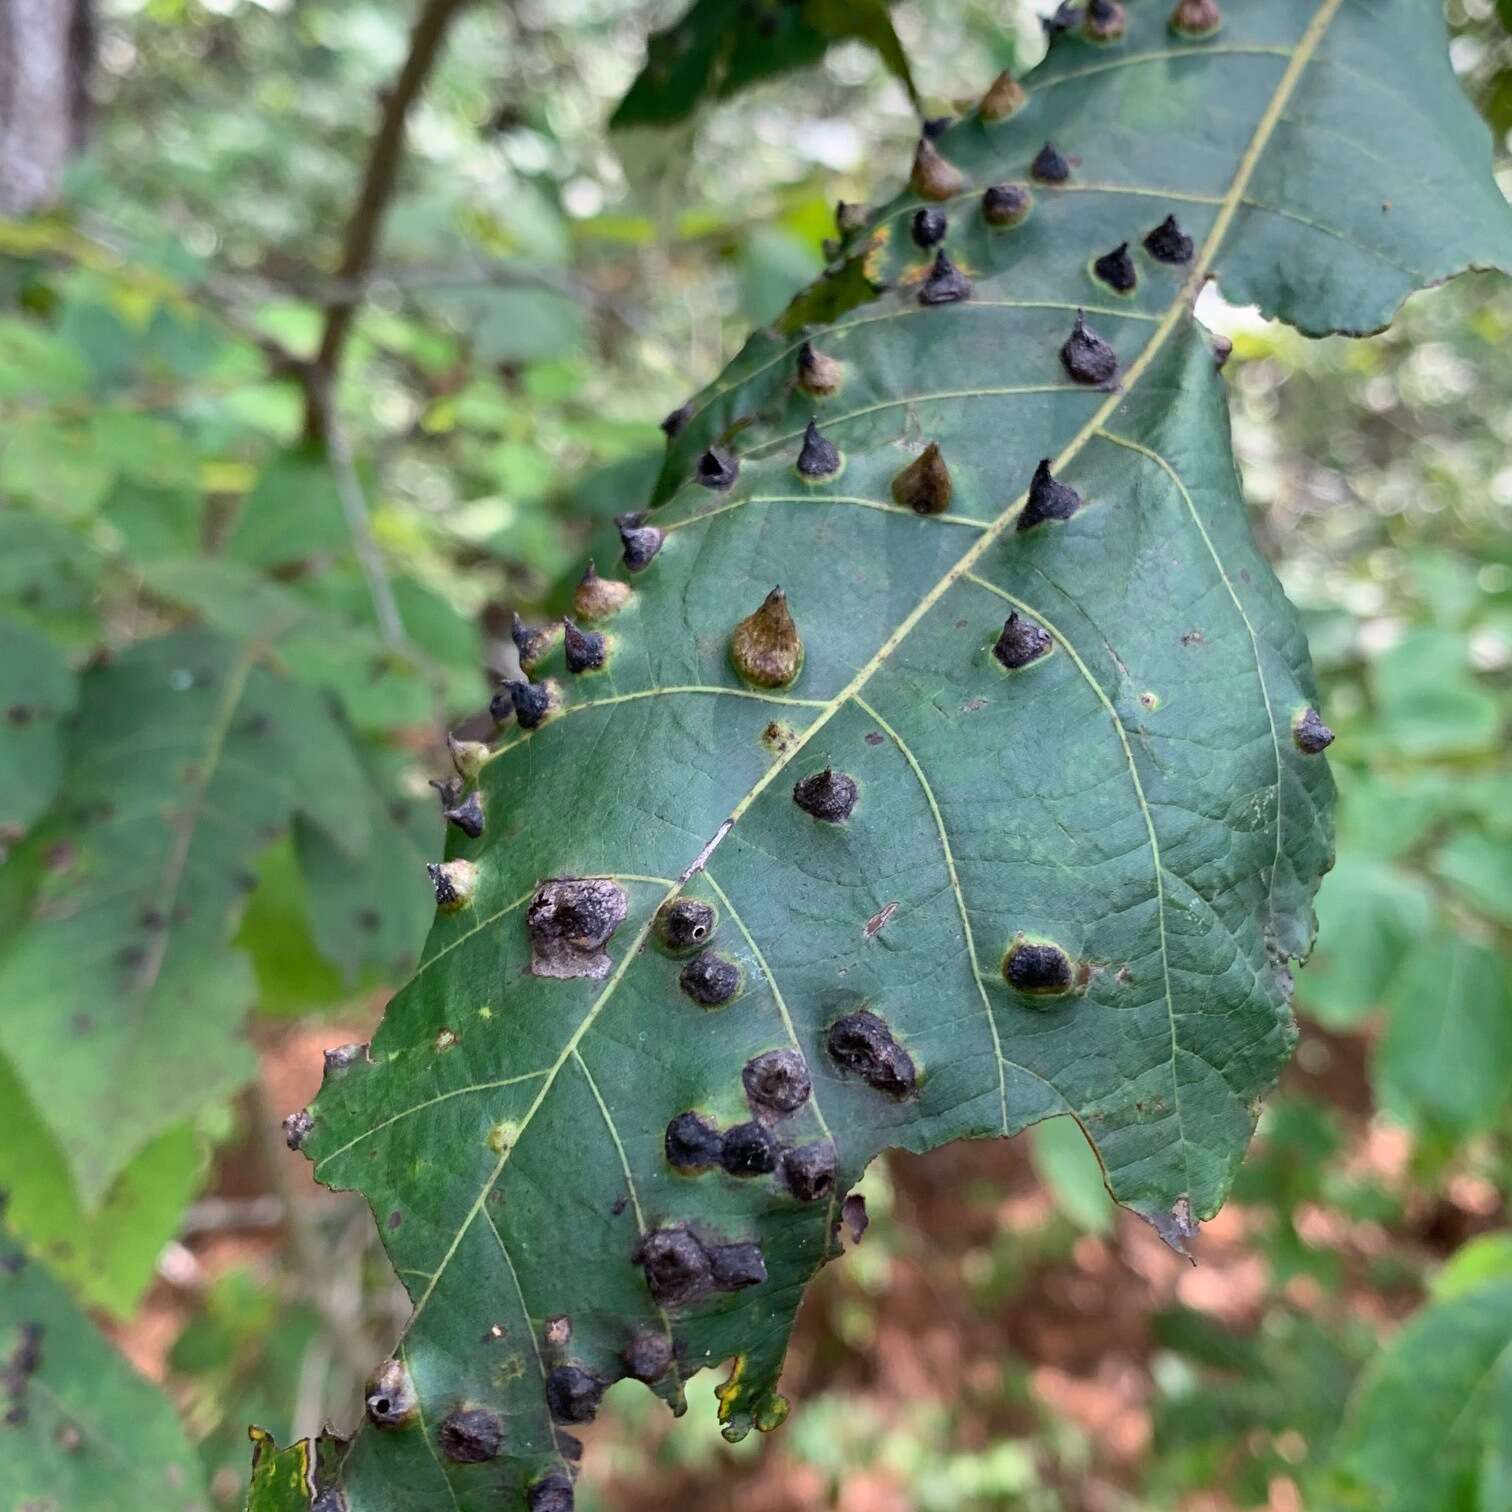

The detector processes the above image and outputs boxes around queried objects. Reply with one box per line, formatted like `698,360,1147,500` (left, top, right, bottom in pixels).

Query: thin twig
305,0,471,443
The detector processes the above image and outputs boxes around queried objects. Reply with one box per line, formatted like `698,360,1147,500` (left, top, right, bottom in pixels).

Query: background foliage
1,1,1509,1509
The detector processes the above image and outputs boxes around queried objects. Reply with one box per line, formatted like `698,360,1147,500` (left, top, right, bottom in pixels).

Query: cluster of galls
362,1353,601,1510
667,1047,834,1202
1044,0,1221,42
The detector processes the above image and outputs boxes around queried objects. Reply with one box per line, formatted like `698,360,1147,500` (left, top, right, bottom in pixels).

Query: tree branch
304,0,469,444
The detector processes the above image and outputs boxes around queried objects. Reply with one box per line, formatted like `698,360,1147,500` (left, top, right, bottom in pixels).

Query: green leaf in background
1373,937,1512,1138
0,615,77,840
0,1058,204,1318
1432,829,1512,927
1028,1116,1113,1235
1294,857,1433,1030
611,0,917,132
1367,628,1500,758
268,1,1511,1503
0,630,376,1207
0,1234,210,1512
1325,1269,1512,1512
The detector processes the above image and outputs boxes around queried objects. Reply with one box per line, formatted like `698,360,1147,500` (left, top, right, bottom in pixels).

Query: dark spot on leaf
545,1364,608,1424
842,1192,870,1244
827,1010,917,1097
1084,0,1126,40
1031,141,1070,183
919,250,971,305
364,1358,418,1430
1171,0,1222,39
654,896,716,954
782,1141,836,1202
797,341,843,396
1212,334,1233,369
1019,459,1083,531
635,1226,712,1306
665,1111,724,1171
696,447,739,491
282,1110,314,1151
6,704,33,726
610,1196,628,1216
387,1208,403,1229
1150,1194,1200,1257
622,1330,673,1382
795,418,841,479
891,441,951,515
510,611,558,672
680,951,741,1006
707,1240,766,1292
661,401,693,438
427,859,478,911
1093,242,1137,293
443,790,485,838
720,1121,780,1177
742,1049,812,1116
529,1471,576,1511
616,511,666,571
993,612,1053,670
922,115,953,140
864,731,884,746
54,1420,83,1453
1004,939,1076,995
911,208,947,248
863,901,898,938
792,766,858,822
563,618,606,674
527,878,629,980
501,678,556,729
439,1406,504,1463
982,183,1032,228
1061,310,1119,385
1293,706,1335,754
1144,214,1194,264
323,1042,367,1075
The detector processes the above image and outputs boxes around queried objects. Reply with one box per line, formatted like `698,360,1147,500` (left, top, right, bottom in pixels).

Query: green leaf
0,630,375,1206
0,615,77,839
0,1057,204,1318
611,0,917,131
1432,830,1512,927
1373,937,1512,1139
1295,857,1433,1030
260,4,1512,1504
1028,1117,1113,1234
1324,1273,1512,1512
0,1236,209,1511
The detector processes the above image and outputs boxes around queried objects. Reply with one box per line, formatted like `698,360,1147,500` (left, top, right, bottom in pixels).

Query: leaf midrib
389,0,1345,1397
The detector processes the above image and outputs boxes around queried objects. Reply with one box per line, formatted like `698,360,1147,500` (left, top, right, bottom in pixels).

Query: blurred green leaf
0,630,374,1206
1325,1272,1512,1512
0,1057,203,1318
1432,830,1512,925
0,616,77,839
1374,936,1512,1137
1368,629,1500,758
0,1236,209,1511
1296,857,1434,1029
1028,1117,1113,1234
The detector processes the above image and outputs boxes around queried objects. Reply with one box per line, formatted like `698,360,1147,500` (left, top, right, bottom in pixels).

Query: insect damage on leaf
267,2,1512,1503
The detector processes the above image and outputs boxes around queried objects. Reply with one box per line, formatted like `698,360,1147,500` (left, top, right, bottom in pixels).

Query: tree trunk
0,0,91,216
